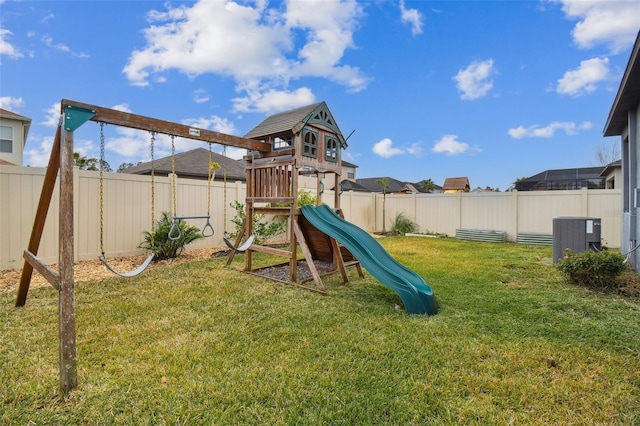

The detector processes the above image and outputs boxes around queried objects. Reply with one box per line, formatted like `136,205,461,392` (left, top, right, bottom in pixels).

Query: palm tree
419,178,436,192
376,177,390,233
73,152,98,171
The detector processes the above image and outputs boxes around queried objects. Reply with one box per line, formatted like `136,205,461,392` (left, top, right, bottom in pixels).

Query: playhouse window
302,129,317,159
273,133,293,150
0,126,13,153
325,135,338,162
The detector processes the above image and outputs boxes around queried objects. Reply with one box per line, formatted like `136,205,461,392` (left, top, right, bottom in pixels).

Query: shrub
390,212,417,235
139,211,204,261
556,248,626,290
297,189,317,207
229,201,286,245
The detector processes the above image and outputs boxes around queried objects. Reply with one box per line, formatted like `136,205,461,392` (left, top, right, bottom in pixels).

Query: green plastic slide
300,205,438,315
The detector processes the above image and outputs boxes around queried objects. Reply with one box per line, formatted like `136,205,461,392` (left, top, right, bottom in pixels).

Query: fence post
581,187,589,216
511,189,519,241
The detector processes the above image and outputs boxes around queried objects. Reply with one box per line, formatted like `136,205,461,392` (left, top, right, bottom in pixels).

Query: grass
2,237,639,424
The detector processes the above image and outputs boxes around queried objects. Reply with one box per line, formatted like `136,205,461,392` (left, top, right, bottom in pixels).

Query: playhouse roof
244,102,346,147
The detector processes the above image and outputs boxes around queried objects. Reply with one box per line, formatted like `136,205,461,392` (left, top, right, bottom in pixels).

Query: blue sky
1,0,639,191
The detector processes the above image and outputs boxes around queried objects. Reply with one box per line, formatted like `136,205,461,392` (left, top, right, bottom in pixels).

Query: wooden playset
15,99,360,393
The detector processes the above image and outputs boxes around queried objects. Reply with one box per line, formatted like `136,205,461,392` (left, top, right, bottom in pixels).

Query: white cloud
0,29,23,59
123,0,368,107
111,103,132,113
24,136,55,167
232,86,316,114
406,142,424,156
193,89,210,104
42,34,89,58
432,135,470,155
556,57,609,96
42,102,61,127
453,59,495,100
399,0,423,36
373,138,404,158
508,121,592,138
42,35,70,52
556,0,640,53
0,96,25,111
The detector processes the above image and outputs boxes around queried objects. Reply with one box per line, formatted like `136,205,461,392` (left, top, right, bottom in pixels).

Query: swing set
15,100,271,394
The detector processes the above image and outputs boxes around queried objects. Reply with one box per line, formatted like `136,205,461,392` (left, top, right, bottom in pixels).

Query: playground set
15,99,437,394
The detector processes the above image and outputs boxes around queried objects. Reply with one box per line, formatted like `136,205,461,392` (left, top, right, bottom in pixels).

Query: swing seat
224,234,255,252
99,253,155,278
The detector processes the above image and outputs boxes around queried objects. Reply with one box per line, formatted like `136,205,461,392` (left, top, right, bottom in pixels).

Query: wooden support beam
58,128,77,394
16,126,62,307
61,99,271,152
292,220,325,292
22,250,60,291
330,238,349,283
249,244,293,258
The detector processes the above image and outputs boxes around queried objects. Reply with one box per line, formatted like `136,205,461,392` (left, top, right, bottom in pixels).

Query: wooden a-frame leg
16,126,61,307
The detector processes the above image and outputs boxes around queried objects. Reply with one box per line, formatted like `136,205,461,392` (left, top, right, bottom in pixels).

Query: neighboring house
442,177,470,193
600,160,622,189
604,30,640,270
515,167,606,191
341,160,358,182
0,108,31,166
123,147,247,181
355,177,441,194
340,179,370,192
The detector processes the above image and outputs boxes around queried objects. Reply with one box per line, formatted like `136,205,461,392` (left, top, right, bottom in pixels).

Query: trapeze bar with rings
168,215,214,241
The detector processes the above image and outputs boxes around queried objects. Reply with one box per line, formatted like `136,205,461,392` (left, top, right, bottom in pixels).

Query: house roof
122,147,246,181
355,177,434,193
0,108,31,123
339,179,370,192
604,30,640,137
244,101,346,147
520,167,604,183
601,159,621,177
442,177,470,191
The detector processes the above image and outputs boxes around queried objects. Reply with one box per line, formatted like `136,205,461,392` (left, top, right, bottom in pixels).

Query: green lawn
2,237,639,424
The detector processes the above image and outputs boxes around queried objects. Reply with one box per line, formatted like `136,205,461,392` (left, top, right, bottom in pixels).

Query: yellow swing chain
207,143,220,217
223,168,228,235
99,122,105,255
171,135,177,218
150,132,156,248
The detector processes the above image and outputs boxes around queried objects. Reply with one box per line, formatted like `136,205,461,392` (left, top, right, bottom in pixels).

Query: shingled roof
604,30,640,137
122,148,246,181
355,177,434,193
442,177,470,192
244,101,346,147
0,108,31,122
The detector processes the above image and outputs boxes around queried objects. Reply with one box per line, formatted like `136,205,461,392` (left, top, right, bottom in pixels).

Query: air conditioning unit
552,217,601,263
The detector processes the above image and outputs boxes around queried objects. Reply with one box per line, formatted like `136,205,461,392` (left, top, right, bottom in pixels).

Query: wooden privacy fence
0,163,622,271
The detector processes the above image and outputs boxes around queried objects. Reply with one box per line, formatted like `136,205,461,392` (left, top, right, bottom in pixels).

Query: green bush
229,201,286,245
556,248,626,290
139,211,204,261
390,212,417,235
297,189,317,207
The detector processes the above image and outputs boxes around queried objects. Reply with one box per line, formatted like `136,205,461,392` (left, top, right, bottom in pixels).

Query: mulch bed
251,260,335,283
